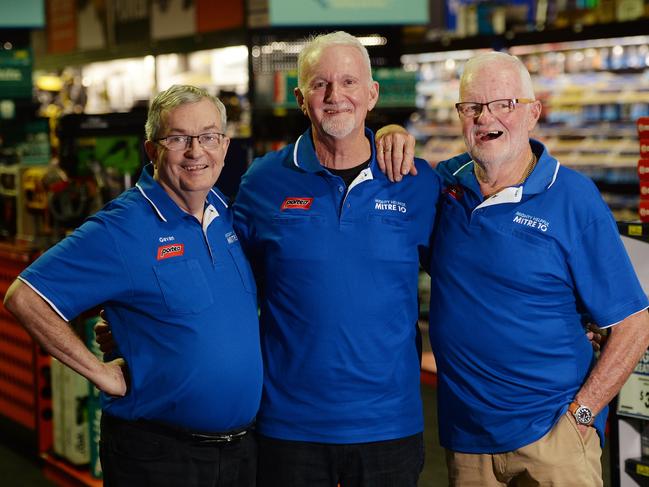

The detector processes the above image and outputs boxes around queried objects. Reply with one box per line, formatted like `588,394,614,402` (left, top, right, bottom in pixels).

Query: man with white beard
233,31,441,486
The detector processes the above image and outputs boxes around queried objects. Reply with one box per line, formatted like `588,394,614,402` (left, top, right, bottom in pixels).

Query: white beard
321,112,355,139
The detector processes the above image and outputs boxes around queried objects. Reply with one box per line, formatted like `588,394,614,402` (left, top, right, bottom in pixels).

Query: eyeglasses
455,98,535,118
155,133,226,151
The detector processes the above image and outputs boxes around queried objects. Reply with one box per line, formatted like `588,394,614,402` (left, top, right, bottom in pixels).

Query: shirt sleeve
20,216,131,321
569,211,649,327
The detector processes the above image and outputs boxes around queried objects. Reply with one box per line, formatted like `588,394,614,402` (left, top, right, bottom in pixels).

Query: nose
324,82,341,102
184,136,203,156
475,105,493,123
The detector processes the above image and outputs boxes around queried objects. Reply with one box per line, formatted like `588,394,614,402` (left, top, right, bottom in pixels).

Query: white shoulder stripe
18,276,70,322
136,183,167,222
547,160,560,189
210,188,228,208
293,135,303,168
453,160,474,176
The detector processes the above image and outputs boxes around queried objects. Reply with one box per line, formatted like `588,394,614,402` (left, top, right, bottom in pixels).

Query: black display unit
611,222,649,487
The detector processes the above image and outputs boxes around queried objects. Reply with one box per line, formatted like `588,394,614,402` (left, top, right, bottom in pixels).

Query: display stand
614,222,649,487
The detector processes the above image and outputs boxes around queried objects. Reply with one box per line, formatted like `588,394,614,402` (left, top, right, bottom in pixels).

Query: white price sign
618,350,649,420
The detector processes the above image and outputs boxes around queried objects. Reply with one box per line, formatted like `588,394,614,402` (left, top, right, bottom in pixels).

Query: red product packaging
641,139,649,159
641,180,649,199
640,200,649,222
639,159,649,181
638,118,649,139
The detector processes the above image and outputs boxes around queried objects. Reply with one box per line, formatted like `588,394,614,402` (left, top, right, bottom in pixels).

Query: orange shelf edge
42,453,102,487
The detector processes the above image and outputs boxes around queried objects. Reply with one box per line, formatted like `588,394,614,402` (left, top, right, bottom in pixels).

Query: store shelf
42,453,102,487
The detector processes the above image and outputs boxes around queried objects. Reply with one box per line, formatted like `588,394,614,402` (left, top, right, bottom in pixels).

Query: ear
294,87,307,115
144,140,158,165
367,81,379,112
527,100,542,132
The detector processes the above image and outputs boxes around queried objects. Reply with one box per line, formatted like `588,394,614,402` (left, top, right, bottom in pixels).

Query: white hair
297,31,373,89
460,51,535,99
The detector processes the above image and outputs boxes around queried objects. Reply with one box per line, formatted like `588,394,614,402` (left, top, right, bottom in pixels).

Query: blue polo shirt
233,127,441,443
20,165,262,432
430,139,649,453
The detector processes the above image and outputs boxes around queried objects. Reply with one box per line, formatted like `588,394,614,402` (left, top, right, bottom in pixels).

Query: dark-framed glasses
155,132,226,151
455,98,535,118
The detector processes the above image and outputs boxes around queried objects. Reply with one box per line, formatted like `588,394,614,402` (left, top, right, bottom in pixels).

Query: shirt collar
446,138,560,201
293,126,380,179
135,163,227,222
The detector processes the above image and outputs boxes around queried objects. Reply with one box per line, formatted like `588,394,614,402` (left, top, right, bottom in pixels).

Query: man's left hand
375,124,417,182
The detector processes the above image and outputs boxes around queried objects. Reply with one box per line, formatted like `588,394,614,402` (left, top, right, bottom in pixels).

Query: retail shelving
401,33,649,217
0,242,52,454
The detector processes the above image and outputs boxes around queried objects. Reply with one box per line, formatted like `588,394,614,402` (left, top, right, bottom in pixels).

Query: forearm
576,309,649,415
4,280,106,384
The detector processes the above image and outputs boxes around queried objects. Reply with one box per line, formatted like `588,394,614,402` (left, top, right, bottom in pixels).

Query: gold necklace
480,152,537,198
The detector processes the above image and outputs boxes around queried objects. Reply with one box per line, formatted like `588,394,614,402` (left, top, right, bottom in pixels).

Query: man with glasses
427,51,649,485
4,85,262,486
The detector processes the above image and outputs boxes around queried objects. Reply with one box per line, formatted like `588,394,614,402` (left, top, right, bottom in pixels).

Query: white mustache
323,104,353,112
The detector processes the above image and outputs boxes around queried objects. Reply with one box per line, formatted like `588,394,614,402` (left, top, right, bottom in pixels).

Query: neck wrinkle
312,127,371,170
475,150,535,197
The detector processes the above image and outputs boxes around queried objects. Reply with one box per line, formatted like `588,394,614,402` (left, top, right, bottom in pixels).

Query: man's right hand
96,358,129,397
94,318,117,355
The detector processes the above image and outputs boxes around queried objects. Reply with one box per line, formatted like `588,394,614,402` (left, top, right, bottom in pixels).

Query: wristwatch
568,401,594,426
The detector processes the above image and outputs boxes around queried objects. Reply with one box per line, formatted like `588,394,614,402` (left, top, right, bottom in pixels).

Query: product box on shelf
85,317,102,479
50,357,90,466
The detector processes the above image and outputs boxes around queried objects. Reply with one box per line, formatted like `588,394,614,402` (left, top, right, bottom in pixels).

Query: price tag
618,350,649,420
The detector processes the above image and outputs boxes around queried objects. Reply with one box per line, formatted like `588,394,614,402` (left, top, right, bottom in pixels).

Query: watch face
576,406,593,425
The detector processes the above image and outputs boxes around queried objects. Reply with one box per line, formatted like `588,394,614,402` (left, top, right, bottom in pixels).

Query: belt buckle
191,429,246,444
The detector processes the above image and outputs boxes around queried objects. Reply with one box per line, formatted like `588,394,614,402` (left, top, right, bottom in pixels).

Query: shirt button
338,186,344,193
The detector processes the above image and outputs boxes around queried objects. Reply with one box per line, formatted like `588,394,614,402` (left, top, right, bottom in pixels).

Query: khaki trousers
446,413,603,486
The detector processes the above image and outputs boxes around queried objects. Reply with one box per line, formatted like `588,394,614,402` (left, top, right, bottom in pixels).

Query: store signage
151,0,195,40
619,350,649,419
641,182,649,197
112,0,150,45
640,200,649,223
639,159,649,180
638,118,649,138
46,0,76,54
268,0,428,26
0,49,32,99
640,142,649,159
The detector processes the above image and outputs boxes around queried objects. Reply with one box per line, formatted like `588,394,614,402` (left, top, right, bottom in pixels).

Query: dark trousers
257,432,424,487
100,414,257,487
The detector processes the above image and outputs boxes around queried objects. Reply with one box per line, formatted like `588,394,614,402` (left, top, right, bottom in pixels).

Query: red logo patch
281,197,313,211
443,185,464,201
157,244,184,260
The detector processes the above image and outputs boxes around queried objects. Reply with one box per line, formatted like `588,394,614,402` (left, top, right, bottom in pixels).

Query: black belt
103,413,252,444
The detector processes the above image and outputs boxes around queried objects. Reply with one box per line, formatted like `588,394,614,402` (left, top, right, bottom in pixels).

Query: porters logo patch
157,243,184,260
281,197,313,211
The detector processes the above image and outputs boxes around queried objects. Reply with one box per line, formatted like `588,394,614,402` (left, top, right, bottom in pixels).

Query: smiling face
459,58,541,170
295,45,379,141
145,98,229,209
